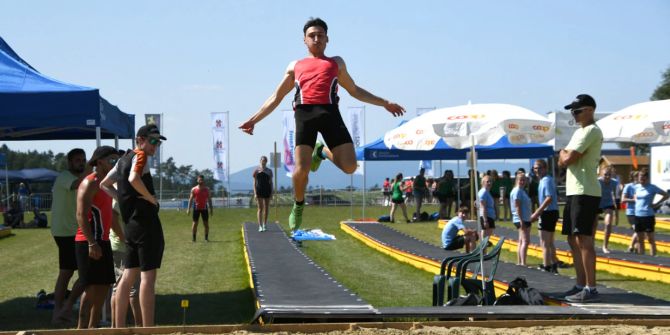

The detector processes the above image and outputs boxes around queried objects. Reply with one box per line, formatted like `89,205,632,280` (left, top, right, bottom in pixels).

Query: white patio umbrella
384,103,554,302
596,99,670,143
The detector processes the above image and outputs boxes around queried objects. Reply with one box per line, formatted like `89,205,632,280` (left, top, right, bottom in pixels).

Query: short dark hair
67,148,85,162
303,17,328,35
198,175,205,179
639,168,649,178
457,206,470,214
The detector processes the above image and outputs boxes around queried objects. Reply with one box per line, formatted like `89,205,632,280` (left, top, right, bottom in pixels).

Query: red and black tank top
293,57,339,106
76,173,113,242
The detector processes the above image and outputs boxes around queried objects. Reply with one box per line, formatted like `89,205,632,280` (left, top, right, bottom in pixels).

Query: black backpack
495,277,545,305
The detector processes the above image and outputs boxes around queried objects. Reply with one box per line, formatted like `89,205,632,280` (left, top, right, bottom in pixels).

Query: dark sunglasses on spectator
108,158,118,165
148,137,162,145
571,107,587,116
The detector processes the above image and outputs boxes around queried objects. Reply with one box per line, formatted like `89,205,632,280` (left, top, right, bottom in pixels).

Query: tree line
0,145,220,195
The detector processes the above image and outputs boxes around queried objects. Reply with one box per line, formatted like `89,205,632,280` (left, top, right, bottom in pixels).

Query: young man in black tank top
239,17,405,232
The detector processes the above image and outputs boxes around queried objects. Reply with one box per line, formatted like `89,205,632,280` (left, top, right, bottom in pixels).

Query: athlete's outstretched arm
239,62,296,135
335,57,405,117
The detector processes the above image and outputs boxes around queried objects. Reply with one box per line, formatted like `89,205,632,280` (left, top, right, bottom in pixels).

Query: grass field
1,204,669,331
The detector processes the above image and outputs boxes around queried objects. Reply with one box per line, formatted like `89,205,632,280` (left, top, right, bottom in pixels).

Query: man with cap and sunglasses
558,94,603,303
104,124,166,327
74,146,122,328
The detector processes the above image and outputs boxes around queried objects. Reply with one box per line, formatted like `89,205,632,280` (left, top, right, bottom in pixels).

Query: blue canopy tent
356,136,554,161
0,168,59,183
0,36,135,141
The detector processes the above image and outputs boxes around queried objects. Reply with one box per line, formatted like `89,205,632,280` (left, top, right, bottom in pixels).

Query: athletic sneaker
310,142,325,172
289,202,304,231
562,285,583,297
258,225,263,232
566,288,600,303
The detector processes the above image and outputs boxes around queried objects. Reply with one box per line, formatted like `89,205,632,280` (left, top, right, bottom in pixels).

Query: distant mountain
227,159,535,192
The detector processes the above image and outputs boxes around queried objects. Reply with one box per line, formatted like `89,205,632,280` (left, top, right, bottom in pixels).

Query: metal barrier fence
3,189,431,212
157,188,444,209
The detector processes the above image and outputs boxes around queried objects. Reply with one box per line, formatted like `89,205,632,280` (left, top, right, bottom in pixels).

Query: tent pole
96,127,101,148
470,134,486,304
456,160,460,208
114,136,119,150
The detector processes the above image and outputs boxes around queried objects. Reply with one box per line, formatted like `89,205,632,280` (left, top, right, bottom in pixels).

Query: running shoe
566,288,600,303
289,202,304,231
310,142,325,172
562,285,583,298
258,225,263,232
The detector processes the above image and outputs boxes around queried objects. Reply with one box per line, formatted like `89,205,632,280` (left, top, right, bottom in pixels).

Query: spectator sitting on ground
441,206,478,252
3,200,23,228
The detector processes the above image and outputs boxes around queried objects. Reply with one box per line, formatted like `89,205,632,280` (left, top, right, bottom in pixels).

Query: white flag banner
282,110,296,177
419,160,433,178
347,106,365,175
211,112,228,182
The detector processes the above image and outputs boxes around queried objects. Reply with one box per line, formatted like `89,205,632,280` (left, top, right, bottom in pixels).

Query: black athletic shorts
192,209,209,222
391,198,405,205
54,235,78,270
539,210,559,232
598,205,616,213
479,216,495,229
75,240,115,286
294,104,353,149
634,216,655,233
444,235,465,250
626,214,636,227
562,195,601,236
615,199,621,210
125,201,165,271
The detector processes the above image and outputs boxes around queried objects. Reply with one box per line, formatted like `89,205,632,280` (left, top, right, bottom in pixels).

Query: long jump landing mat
483,224,670,284
555,220,670,254
242,222,376,323
341,220,670,313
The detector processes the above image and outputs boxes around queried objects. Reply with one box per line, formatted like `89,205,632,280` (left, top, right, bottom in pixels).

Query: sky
1,0,669,174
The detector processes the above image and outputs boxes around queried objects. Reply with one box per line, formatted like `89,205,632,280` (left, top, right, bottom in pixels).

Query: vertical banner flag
211,112,228,182
347,106,365,175
282,110,296,177
419,160,433,177
145,114,162,169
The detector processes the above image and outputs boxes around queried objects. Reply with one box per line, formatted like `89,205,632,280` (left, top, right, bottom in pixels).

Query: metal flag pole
274,142,278,222
362,105,366,218
226,111,231,208
350,174,354,220
159,113,163,204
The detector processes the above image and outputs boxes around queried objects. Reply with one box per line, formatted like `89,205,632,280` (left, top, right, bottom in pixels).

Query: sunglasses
148,137,162,146
571,107,587,116
108,158,118,165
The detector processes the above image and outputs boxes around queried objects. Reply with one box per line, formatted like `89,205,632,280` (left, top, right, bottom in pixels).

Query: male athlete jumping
239,17,405,232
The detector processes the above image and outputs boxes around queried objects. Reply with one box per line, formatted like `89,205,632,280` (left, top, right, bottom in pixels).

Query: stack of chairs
432,237,506,306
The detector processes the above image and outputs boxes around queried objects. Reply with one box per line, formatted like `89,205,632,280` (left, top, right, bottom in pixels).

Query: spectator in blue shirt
511,171,532,266
477,175,496,241
633,168,668,256
598,166,618,254
530,159,560,273
620,170,639,253
441,206,477,252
